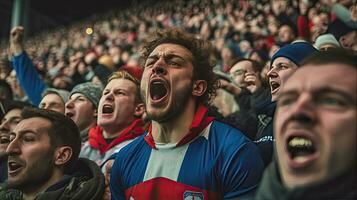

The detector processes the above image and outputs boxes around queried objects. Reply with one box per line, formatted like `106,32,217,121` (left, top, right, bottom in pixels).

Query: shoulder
209,120,252,145
202,120,262,161
57,158,105,199
110,135,150,185
114,134,148,160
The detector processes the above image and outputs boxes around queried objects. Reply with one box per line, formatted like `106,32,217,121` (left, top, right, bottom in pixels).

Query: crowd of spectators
0,0,355,103
0,0,356,199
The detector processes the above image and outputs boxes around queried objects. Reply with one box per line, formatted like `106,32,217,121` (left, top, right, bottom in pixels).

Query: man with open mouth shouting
110,28,264,200
80,70,146,166
255,49,356,199
0,107,105,200
0,100,31,184
255,42,317,167
65,82,103,142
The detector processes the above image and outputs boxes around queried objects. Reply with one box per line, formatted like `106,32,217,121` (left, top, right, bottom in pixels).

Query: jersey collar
144,104,214,149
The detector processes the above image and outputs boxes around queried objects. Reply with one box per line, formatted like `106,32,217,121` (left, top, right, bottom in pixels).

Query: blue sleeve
110,153,126,200
221,141,264,199
12,52,47,106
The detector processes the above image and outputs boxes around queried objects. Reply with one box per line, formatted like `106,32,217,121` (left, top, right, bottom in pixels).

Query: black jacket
227,87,271,140
0,158,105,200
253,100,276,167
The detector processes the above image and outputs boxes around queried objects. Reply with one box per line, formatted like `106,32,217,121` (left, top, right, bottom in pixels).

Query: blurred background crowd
0,0,355,104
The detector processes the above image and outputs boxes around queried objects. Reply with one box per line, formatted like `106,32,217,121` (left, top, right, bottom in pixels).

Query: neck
22,169,63,200
152,98,196,144
79,120,96,132
102,122,131,139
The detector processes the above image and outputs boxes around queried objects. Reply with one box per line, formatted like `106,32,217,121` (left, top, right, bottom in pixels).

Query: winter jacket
0,158,105,200
227,87,271,140
254,100,276,167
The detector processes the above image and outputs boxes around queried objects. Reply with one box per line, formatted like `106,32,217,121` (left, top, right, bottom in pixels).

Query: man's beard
7,150,55,192
145,83,192,123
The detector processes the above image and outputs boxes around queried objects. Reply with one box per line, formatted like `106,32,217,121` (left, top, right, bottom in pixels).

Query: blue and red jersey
110,105,264,200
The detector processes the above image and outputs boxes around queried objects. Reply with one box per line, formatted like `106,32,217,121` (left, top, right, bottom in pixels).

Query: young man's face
0,109,22,153
275,63,356,188
6,117,55,191
267,57,298,101
141,43,194,122
65,93,96,131
98,78,138,130
39,93,65,114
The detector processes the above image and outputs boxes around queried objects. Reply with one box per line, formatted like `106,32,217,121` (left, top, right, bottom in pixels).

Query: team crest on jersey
183,191,204,200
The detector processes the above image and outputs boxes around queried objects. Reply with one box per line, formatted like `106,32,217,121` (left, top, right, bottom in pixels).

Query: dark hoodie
254,160,357,200
0,158,105,200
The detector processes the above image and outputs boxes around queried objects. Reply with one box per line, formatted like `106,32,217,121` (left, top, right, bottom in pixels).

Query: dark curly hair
140,28,218,105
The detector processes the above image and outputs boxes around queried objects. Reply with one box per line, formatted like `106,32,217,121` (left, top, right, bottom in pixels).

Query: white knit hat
314,34,340,50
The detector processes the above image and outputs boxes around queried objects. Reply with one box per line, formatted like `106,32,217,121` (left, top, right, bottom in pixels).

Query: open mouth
150,80,168,102
65,112,74,118
102,105,114,114
270,81,280,93
287,136,316,163
8,160,23,175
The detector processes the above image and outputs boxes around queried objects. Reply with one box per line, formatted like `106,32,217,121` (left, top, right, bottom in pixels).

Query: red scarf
144,104,214,149
89,119,145,155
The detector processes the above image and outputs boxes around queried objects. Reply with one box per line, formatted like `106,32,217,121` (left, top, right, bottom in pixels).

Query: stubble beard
144,84,192,123
7,150,55,193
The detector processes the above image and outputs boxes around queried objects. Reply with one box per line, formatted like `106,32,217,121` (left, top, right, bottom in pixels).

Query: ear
134,103,145,118
192,80,207,97
54,146,73,167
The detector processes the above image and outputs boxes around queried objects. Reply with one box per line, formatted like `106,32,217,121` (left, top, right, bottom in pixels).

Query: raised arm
9,27,47,106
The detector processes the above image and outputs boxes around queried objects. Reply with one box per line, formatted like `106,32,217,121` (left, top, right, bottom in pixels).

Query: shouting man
110,28,264,200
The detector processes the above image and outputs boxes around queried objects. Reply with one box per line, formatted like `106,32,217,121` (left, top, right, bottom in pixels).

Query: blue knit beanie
271,42,317,67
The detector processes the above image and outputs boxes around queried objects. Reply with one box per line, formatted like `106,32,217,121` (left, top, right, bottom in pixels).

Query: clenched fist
10,26,25,56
